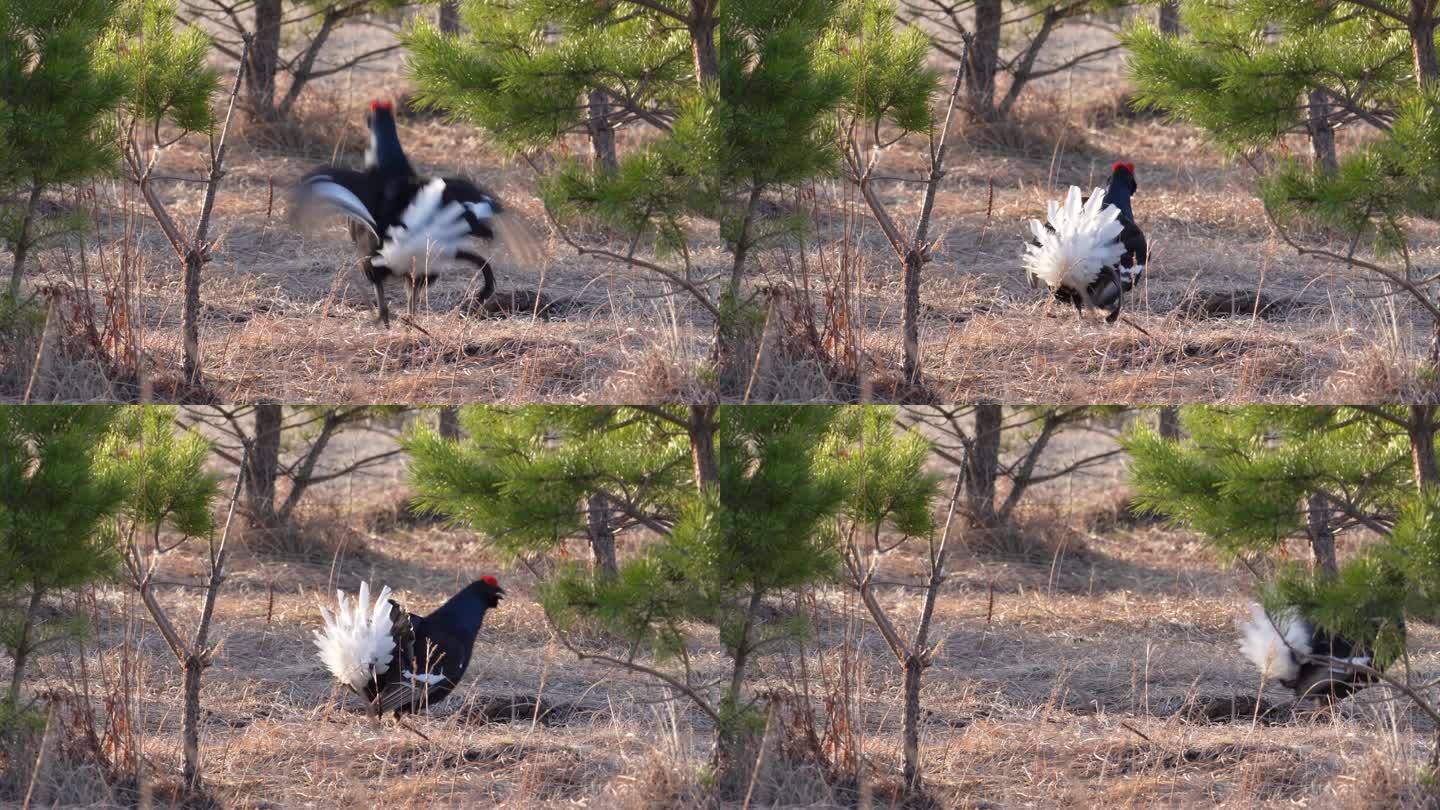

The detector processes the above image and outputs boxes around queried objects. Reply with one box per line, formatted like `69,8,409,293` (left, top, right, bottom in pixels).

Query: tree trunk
1410,404,1439,490
967,0,1002,120
247,0,283,120
714,187,765,394
965,403,1002,529
689,404,720,492
438,0,461,33
1431,316,1440,376
1305,492,1338,576
1158,1,1181,35
586,493,619,578
900,653,924,793
245,403,283,532
996,411,1063,525
180,655,205,794
1158,406,1181,440
276,409,346,524
716,588,763,798
5,589,43,707
7,184,42,300
1306,89,1338,174
587,89,619,174
901,248,923,384
689,0,720,87
996,9,1060,120
181,247,204,384
438,405,461,440
1411,3,1439,87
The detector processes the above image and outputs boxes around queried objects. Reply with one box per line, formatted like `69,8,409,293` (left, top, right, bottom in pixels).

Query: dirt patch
1170,694,1295,725
456,694,608,727
365,740,582,778
462,288,604,320
1165,289,1325,322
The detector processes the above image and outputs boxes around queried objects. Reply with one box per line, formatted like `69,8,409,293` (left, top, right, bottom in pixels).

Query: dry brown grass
0,31,1434,403
5,441,1438,808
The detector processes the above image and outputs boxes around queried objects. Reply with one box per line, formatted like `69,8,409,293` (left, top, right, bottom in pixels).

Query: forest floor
4,428,1437,807
2,20,1435,404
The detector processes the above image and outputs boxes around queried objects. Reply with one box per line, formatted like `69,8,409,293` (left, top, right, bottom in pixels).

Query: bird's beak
374,280,391,328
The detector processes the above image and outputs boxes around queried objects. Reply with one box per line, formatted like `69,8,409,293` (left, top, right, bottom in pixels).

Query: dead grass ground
4,431,1437,808
2,18,1434,403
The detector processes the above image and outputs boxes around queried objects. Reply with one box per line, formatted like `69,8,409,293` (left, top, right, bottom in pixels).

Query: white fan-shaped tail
373,179,478,270
1236,602,1310,684
313,581,397,693
1022,186,1126,295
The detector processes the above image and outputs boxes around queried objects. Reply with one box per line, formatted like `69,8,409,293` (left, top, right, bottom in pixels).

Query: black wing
439,176,504,215
290,167,381,239
361,602,415,712
374,617,463,715
1117,217,1146,289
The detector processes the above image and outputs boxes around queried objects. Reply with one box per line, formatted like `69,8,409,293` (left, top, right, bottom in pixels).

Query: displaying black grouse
314,578,505,715
289,100,520,327
1023,161,1149,322
1236,602,1404,703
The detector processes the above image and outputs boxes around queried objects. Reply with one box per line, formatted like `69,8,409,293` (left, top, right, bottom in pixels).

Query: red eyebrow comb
1112,161,1135,174
369,99,393,112
481,575,499,588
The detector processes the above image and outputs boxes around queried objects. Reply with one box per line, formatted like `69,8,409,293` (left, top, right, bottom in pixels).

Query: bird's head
1109,161,1137,194
363,99,409,172
366,99,395,126
473,575,505,608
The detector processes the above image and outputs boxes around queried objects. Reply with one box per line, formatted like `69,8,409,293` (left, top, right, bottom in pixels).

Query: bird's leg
1105,267,1123,324
405,264,439,319
373,279,391,328
406,263,415,318
456,250,496,310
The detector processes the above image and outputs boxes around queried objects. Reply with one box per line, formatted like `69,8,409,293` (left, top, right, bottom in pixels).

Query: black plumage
288,100,506,327
1027,161,1149,323
317,577,505,716
1238,603,1405,704
372,577,504,715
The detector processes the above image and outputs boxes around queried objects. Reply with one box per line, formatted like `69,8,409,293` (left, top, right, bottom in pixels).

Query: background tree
1128,1,1440,369
409,404,851,796
100,407,228,798
177,0,409,123
821,407,949,794
901,404,1125,534
184,404,405,541
1126,406,1440,703
437,0,459,33
406,406,691,577
436,404,461,440
406,0,693,172
1157,405,1180,440
409,0,940,393
105,0,231,386
898,0,1128,122
1157,0,1178,34
0,0,138,299
829,5,947,384
1126,407,1416,574
0,405,127,716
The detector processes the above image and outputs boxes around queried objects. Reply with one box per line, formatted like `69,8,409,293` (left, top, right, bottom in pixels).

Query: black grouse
289,100,519,327
314,578,504,715
1237,602,1403,703
1023,161,1149,323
